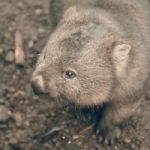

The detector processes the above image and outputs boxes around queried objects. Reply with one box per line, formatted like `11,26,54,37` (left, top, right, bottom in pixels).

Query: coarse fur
32,0,150,143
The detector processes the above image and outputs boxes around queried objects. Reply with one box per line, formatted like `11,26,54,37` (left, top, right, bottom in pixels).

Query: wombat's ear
62,6,77,21
113,44,131,77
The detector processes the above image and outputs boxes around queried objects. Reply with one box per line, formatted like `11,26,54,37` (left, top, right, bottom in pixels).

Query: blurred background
0,0,150,150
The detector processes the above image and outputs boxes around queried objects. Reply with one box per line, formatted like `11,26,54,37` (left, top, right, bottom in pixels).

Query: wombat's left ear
113,44,131,77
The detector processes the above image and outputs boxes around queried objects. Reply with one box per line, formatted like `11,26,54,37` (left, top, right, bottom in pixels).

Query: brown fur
32,0,150,141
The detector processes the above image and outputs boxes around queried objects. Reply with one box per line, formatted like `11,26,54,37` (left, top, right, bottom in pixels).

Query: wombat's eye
43,53,46,59
64,70,77,79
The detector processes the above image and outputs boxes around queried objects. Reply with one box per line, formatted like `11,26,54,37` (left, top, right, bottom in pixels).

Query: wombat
31,0,150,144
49,0,98,26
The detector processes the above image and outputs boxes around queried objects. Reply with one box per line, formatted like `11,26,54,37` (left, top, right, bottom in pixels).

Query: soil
0,0,150,150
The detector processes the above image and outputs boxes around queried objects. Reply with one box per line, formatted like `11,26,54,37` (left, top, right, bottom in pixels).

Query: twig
15,30,25,66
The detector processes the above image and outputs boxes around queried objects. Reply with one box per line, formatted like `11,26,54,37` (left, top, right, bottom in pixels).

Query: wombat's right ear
112,44,131,77
60,6,80,25
65,6,77,14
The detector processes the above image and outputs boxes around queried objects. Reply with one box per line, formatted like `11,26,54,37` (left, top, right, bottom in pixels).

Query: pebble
72,135,79,139
24,120,30,127
35,8,43,16
114,145,118,149
13,90,26,98
9,137,18,145
9,138,20,150
5,51,14,63
14,112,23,127
5,131,13,139
0,98,5,104
38,27,45,34
8,26,14,32
17,1,24,9
124,137,131,144
0,105,12,122
131,144,136,149
25,84,33,97
68,141,71,144
28,40,34,49
0,47,4,56
61,136,66,140
4,32,11,40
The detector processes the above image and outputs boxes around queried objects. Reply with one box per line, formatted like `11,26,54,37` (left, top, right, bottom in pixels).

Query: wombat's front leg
95,99,142,145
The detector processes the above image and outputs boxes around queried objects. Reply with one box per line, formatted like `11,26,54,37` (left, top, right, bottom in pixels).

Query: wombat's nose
31,76,45,95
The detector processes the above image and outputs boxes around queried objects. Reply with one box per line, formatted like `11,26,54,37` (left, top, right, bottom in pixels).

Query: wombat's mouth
36,93,59,102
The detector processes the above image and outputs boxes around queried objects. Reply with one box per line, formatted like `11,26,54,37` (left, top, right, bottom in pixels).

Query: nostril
31,81,43,95
31,76,45,95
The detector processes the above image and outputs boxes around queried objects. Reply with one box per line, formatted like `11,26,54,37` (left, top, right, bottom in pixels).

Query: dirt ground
0,0,150,150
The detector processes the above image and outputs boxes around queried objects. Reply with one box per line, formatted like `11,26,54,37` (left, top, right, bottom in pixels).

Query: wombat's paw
96,126,121,145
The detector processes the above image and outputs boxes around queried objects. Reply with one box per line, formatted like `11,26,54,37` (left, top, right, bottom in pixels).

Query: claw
96,126,121,145
110,138,114,145
98,136,103,143
104,138,109,145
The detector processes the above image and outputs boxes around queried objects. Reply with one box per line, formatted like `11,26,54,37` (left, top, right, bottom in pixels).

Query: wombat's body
32,0,150,143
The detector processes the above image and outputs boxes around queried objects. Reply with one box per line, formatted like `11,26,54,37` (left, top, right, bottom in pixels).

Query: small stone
4,32,11,40
124,137,131,144
13,90,26,98
14,113,23,127
25,84,33,97
8,26,14,32
9,137,18,145
32,35,38,42
5,51,14,63
35,8,43,16
0,105,12,122
9,137,20,150
72,135,79,139
0,99,5,104
6,86,16,93
38,28,45,34
114,145,118,149
6,131,13,139
51,113,55,117
0,47,4,55
131,144,136,149
24,120,30,127
28,40,34,49
17,2,24,9
62,136,66,140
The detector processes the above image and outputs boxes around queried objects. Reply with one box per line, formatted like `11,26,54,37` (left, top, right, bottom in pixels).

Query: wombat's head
31,7,131,106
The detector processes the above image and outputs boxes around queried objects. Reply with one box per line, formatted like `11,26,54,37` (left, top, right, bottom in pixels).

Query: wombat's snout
31,75,46,95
